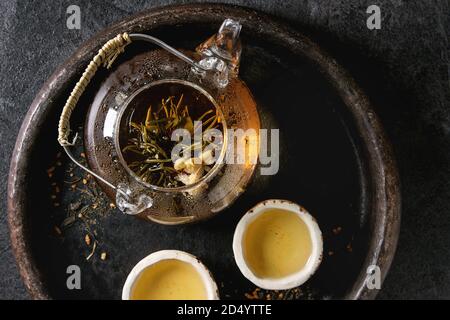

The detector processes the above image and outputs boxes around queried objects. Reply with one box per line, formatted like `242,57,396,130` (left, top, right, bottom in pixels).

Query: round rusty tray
8,4,400,300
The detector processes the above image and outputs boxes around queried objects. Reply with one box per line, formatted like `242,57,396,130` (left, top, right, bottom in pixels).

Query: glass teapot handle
57,19,242,215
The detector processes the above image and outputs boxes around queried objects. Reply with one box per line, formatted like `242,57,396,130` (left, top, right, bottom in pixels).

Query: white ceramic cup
233,199,323,290
122,250,219,300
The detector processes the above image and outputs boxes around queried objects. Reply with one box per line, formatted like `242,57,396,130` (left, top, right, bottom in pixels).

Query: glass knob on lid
194,19,242,88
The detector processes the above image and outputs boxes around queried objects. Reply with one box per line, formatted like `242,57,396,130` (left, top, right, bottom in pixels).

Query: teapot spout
194,19,242,88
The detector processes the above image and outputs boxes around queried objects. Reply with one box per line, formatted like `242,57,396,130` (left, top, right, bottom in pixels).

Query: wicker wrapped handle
57,33,131,146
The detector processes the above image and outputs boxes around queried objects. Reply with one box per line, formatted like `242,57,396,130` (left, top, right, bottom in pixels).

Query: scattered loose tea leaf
86,241,97,261
54,226,62,236
47,145,114,264
69,201,82,211
85,234,91,246
61,215,77,229
245,287,309,300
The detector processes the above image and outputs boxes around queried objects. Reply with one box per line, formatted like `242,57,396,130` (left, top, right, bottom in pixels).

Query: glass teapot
58,19,260,224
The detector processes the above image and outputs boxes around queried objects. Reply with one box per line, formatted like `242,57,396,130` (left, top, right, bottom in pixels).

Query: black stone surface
0,0,448,300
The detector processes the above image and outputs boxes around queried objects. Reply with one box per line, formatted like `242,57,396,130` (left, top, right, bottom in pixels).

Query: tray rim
7,3,401,300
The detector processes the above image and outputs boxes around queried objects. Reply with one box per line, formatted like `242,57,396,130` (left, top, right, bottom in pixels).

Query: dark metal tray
7,4,400,300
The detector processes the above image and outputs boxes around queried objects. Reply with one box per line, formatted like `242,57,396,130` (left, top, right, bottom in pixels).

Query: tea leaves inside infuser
119,82,224,188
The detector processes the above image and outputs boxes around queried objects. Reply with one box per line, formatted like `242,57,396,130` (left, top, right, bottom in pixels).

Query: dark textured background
0,0,448,299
